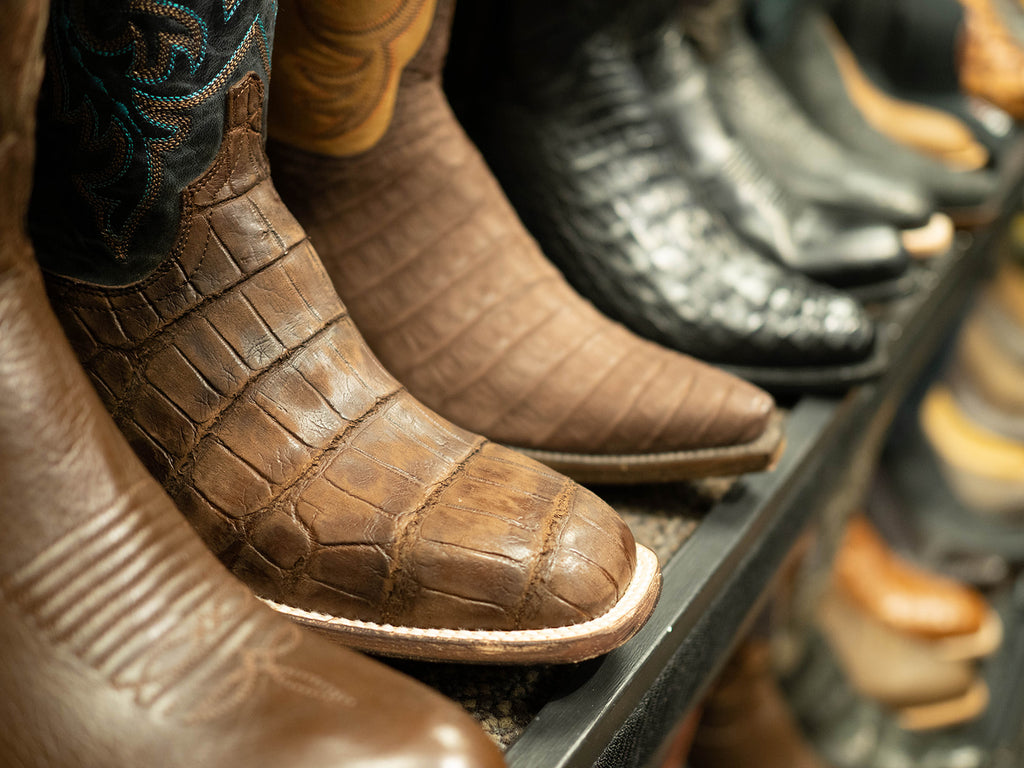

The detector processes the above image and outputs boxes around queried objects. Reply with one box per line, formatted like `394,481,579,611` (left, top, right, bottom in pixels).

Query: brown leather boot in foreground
0,3,505,765
30,0,659,663
267,0,782,485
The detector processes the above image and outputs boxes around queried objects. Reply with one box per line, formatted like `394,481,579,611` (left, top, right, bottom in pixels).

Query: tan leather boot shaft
959,0,1024,120
270,0,439,155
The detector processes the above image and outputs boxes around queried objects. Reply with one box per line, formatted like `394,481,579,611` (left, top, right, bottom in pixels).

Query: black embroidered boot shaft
31,0,278,285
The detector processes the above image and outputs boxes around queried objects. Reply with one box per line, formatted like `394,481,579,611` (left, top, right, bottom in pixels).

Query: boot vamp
478,35,876,369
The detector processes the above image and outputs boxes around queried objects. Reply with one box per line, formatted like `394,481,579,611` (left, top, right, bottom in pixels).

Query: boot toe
635,354,776,453
797,221,910,287
518,480,638,629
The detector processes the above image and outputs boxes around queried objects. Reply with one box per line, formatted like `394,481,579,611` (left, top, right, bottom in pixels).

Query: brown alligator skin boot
266,0,783,485
29,0,660,664
0,3,505,766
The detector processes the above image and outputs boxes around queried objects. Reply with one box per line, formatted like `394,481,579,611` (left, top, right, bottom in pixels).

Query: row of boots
682,514,1006,768
3,0,1022,764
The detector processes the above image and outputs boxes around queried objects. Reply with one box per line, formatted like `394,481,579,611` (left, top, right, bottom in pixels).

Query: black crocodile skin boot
452,0,883,390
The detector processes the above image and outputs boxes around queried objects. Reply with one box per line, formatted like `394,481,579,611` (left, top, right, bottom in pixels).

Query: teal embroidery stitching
47,0,275,262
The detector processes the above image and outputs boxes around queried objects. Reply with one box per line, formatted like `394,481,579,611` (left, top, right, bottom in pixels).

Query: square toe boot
265,0,782,485
0,5,504,766
27,0,661,664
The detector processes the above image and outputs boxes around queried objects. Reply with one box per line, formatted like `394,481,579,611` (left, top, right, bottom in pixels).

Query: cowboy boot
265,0,782,484
767,3,999,226
0,2,504,765
28,0,660,663
702,2,938,232
632,9,911,291
444,0,883,392
834,515,1001,660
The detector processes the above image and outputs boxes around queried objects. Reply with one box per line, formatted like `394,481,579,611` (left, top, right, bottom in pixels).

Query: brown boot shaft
268,0,779,477
270,0,440,156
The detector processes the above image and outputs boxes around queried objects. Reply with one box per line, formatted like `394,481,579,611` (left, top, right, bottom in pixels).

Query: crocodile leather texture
636,23,909,287
270,0,439,155
0,4,504,764
469,19,876,370
267,0,776,458
689,643,828,768
44,73,640,636
702,18,935,229
770,8,999,213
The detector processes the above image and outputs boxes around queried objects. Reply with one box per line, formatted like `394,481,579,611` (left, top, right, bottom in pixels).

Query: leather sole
263,543,661,663
720,332,889,393
935,607,1004,661
511,411,786,485
896,678,990,731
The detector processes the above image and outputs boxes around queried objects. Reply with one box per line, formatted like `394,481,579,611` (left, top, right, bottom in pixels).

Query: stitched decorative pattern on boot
31,0,276,282
270,0,438,155
46,74,638,636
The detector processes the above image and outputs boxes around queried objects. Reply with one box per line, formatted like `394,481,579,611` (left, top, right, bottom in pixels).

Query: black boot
767,2,1000,225
634,14,911,291
451,0,883,390
683,0,938,230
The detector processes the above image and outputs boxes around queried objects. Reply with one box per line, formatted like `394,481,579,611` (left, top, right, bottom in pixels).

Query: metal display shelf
501,158,1024,768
